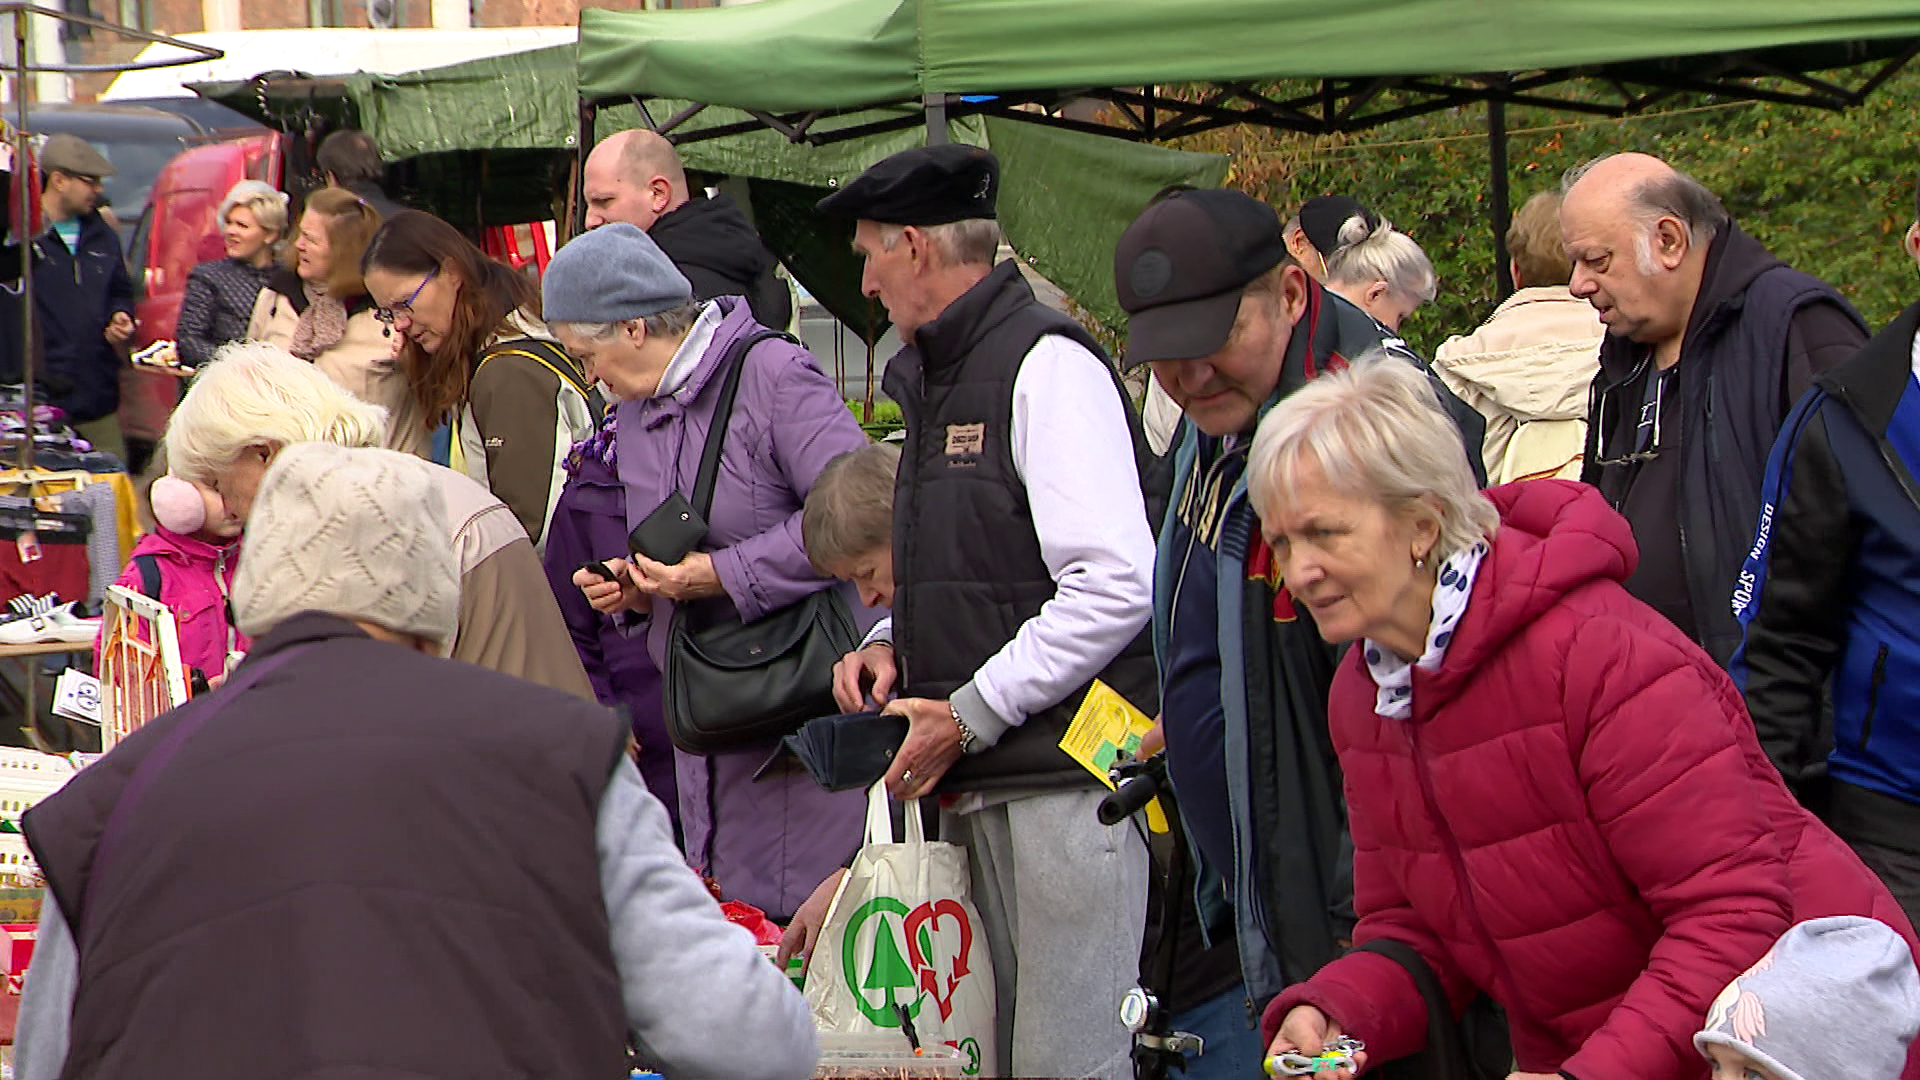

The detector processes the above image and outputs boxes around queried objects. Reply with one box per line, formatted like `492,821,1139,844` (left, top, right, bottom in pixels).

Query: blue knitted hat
542,222,693,325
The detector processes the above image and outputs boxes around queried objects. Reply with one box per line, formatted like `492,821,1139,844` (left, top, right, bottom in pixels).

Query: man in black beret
795,143,1159,1080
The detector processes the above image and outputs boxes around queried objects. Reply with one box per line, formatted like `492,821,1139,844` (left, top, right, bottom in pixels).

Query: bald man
581,129,793,329
1561,152,1867,666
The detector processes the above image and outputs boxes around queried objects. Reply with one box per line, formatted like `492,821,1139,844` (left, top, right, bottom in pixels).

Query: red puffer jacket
1262,480,1917,1080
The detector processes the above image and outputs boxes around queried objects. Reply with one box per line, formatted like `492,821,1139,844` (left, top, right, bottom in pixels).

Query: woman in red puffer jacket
1243,358,1917,1080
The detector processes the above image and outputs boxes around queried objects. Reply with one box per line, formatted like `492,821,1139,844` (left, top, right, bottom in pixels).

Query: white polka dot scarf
1364,542,1488,720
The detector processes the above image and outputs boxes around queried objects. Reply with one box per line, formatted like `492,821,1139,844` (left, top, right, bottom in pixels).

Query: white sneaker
0,603,99,645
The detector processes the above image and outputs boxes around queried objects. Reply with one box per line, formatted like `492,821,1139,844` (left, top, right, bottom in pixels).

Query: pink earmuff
150,475,208,535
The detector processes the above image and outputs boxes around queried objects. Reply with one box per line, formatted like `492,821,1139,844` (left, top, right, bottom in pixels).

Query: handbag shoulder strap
1356,938,1468,1079
688,328,797,523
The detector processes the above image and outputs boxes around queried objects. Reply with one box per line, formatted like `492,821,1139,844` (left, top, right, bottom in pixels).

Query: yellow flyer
1060,680,1169,833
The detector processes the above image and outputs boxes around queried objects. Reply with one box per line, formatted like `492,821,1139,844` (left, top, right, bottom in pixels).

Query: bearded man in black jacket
582,129,793,330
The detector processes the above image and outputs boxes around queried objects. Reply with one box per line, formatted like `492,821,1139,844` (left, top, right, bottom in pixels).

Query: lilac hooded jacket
544,436,678,836
612,298,874,920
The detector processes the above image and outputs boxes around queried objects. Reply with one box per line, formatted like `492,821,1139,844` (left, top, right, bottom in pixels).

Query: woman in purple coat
545,223,872,921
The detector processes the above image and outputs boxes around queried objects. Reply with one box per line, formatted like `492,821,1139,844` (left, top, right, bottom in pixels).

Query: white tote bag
806,782,999,1077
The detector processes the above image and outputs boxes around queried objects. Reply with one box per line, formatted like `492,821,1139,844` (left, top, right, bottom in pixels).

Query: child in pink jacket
98,475,248,681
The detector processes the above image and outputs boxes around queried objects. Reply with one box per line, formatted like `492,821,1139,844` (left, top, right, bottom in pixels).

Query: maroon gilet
26,612,631,1079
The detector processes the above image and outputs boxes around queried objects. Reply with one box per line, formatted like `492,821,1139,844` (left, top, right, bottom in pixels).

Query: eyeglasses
373,268,438,326
1592,363,1667,467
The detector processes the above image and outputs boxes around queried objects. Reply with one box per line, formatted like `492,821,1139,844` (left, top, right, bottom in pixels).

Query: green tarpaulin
191,51,1227,336
578,0,1920,110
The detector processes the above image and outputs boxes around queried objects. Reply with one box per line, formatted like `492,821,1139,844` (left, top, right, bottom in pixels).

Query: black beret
816,144,999,226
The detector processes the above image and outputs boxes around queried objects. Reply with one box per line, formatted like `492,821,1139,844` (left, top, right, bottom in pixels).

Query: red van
120,132,281,448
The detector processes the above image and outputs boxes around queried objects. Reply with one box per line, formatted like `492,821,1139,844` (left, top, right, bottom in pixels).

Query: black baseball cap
1114,189,1288,367
816,144,999,225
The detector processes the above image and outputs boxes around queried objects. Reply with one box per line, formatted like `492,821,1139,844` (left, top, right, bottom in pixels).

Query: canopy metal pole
1489,96,1513,297
570,99,595,241
924,93,949,145
13,8,31,472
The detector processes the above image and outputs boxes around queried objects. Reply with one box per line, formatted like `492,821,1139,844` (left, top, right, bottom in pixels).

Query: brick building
48,0,725,99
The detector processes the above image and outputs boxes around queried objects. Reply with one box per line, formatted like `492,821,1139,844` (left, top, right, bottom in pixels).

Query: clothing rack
0,4,221,470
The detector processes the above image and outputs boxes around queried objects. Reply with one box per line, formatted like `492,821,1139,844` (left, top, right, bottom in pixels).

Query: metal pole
1489,97,1513,297
923,92,949,145
15,6,32,472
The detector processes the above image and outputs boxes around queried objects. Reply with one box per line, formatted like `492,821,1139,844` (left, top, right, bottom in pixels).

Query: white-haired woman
175,180,287,367
1247,358,1917,1080
164,340,594,699
1323,216,1437,337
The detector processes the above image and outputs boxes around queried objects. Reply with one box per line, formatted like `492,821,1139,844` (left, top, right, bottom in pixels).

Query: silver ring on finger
901,770,915,785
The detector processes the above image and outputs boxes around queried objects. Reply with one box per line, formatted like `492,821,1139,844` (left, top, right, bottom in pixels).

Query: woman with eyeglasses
246,188,428,457
361,210,598,552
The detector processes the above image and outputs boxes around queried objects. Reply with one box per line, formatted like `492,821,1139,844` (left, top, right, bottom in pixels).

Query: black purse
654,330,862,755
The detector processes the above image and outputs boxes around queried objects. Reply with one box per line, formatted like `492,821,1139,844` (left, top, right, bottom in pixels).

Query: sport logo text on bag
840,896,985,1074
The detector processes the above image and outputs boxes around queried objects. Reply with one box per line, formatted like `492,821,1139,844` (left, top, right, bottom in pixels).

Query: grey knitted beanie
231,443,458,644
1695,915,1920,1080
542,222,694,325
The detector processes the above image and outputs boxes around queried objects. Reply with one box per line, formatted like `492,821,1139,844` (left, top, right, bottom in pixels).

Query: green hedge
1178,73,1920,357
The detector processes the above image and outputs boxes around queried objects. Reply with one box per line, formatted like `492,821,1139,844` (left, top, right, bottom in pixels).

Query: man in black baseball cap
806,143,1160,1080
1115,187,1485,1024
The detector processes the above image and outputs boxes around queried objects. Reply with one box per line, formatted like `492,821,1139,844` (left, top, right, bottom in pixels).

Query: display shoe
0,601,100,645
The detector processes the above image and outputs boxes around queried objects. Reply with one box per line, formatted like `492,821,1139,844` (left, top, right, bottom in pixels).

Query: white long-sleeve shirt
871,333,1156,747
15,758,819,1080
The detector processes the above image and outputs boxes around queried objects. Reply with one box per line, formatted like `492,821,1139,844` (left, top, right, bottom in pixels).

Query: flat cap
39,134,114,179
816,144,998,226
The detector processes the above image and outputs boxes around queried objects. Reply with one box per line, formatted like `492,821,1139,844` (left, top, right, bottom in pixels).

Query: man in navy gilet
1562,152,1867,666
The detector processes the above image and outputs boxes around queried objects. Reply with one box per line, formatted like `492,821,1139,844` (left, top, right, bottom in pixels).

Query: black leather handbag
655,329,861,755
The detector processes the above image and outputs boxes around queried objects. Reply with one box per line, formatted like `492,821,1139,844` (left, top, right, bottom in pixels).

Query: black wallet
628,492,708,566
756,710,909,792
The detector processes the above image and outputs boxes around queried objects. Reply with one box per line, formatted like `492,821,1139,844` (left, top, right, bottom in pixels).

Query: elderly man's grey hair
1562,154,1730,272
876,219,1002,268
1246,354,1497,566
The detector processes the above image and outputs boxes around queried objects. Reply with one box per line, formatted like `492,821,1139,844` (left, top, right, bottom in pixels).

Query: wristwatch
950,702,979,753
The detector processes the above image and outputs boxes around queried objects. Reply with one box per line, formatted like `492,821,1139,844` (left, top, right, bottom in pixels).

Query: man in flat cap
0,133,136,455
1113,188,1485,1024
797,143,1159,1080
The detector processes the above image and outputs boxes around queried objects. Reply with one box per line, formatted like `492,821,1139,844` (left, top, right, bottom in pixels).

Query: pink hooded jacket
98,527,248,677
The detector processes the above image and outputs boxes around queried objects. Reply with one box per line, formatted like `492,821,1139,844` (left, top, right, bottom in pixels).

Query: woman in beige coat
246,187,430,457
1434,192,1605,484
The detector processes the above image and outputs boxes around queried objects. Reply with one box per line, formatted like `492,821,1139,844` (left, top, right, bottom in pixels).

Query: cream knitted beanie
231,443,458,644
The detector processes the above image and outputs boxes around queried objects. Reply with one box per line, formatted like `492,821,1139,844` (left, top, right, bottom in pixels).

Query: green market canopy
576,0,1920,140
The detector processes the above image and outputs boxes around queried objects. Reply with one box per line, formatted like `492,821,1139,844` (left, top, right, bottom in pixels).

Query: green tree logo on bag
841,895,980,1025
